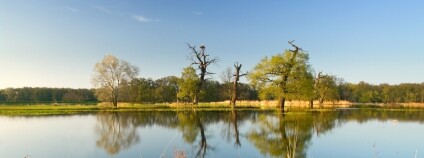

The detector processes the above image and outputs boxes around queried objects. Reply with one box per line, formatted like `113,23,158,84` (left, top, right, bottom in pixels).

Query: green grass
2,102,419,116
0,103,266,116
0,105,100,116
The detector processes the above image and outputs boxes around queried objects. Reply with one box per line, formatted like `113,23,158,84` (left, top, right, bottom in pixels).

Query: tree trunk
230,81,238,108
231,62,245,108
278,97,286,112
113,99,118,107
113,93,118,107
193,94,198,105
309,100,314,109
319,98,324,105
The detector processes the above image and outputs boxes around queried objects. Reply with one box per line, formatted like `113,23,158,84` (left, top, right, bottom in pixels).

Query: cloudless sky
1,0,424,89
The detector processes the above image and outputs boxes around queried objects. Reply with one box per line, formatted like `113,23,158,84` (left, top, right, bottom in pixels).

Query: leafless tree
220,67,233,100
187,44,219,104
230,62,247,107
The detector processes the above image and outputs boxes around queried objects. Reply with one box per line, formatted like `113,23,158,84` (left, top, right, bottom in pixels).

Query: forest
1,80,423,105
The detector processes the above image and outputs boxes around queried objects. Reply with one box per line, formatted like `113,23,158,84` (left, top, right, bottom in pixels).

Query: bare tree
220,66,233,100
230,62,247,107
92,55,139,107
187,44,219,104
220,66,233,83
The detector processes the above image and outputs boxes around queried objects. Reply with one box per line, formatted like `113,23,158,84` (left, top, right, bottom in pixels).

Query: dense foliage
1,81,423,104
0,87,97,103
248,42,313,108
338,81,424,103
120,75,257,103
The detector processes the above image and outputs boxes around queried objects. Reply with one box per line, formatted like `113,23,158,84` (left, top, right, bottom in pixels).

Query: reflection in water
95,112,140,155
231,110,241,147
92,109,424,157
247,112,311,158
177,110,211,158
221,110,242,147
246,111,338,158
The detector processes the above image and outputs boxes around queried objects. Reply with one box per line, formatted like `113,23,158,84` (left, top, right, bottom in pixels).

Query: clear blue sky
1,0,424,88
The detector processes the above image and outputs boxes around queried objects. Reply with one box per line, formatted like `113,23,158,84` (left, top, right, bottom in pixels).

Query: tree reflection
221,109,242,147
95,112,140,155
91,109,424,157
231,110,241,147
246,111,310,158
177,110,212,158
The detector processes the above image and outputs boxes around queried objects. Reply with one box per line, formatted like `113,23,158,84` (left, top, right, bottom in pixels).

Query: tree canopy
92,55,139,106
248,41,312,109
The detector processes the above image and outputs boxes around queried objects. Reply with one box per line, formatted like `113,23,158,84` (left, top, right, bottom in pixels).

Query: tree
177,67,199,103
155,76,180,103
220,67,233,101
231,62,247,107
187,44,219,104
92,55,139,107
310,72,339,108
315,74,339,105
199,80,221,102
248,41,311,110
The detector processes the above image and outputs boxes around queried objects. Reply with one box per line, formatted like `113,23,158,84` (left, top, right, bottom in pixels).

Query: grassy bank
0,105,100,116
2,101,424,116
0,102,264,116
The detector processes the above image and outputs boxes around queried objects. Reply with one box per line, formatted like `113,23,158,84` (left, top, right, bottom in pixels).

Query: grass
2,101,423,116
0,105,100,116
0,102,266,116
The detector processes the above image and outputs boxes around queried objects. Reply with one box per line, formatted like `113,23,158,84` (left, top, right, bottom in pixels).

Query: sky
1,0,424,89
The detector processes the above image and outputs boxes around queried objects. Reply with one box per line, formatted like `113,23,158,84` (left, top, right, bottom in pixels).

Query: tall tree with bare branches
230,62,247,107
187,44,219,104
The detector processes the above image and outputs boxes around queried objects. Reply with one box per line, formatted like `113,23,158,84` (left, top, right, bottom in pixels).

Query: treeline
115,76,257,103
338,81,424,103
0,79,258,104
0,87,97,103
2,80,424,104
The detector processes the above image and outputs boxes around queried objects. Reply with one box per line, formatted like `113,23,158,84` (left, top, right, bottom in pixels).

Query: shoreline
2,101,424,116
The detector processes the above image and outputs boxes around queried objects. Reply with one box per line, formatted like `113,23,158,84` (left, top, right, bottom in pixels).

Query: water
1,109,424,158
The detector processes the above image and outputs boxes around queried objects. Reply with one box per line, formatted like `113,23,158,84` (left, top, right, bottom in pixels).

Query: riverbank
0,103,262,116
2,101,424,116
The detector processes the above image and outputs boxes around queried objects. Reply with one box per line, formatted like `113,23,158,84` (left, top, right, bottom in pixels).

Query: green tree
237,83,258,100
92,55,139,107
199,80,221,102
248,41,311,110
177,67,199,103
313,73,339,105
155,76,180,103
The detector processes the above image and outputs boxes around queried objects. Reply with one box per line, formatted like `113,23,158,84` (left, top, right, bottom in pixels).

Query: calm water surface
1,109,424,158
